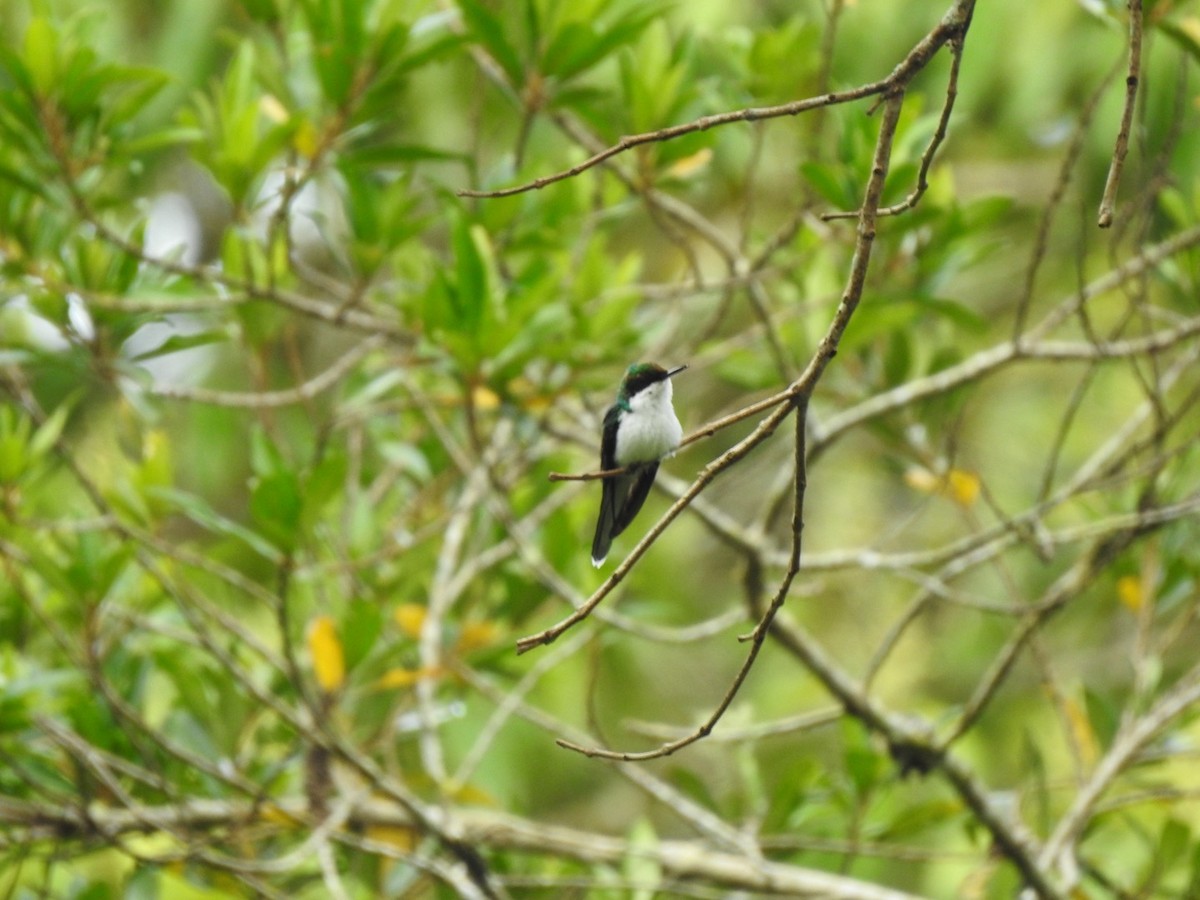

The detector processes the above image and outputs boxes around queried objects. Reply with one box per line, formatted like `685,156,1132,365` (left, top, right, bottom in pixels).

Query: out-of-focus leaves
840,293,984,356
149,487,283,563
1117,574,1144,612
0,401,73,484
126,329,228,363
249,469,303,552
801,160,860,210
542,3,667,85
623,817,662,900
903,466,981,507
716,347,779,391
341,600,382,671
616,21,695,135
180,43,296,209
4,1,1200,895
395,603,426,638
377,665,441,689
1137,819,1192,896
667,765,722,815
842,719,884,798
1083,687,1121,750
1157,16,1200,65
743,19,820,103
0,17,179,181
457,0,526,87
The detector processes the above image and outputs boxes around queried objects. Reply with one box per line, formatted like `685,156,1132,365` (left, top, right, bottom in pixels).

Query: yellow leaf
394,603,426,637
1117,575,1143,613
451,782,496,806
664,148,713,179
1061,695,1099,768
292,118,320,159
904,466,979,506
509,376,554,413
1177,16,1200,46
364,824,418,852
258,803,303,827
306,615,345,693
946,468,980,507
376,665,440,689
471,385,501,410
456,620,499,653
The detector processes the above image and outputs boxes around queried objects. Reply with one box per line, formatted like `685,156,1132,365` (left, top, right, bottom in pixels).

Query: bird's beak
666,365,688,378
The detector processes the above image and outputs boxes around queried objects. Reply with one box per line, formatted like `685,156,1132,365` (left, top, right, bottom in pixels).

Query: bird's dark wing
591,404,623,567
599,403,621,470
612,462,659,535
592,464,660,567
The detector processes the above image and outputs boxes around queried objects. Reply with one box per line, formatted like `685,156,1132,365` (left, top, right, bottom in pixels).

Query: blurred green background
3,0,1200,897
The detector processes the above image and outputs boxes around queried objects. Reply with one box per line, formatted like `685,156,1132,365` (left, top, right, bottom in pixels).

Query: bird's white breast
615,379,682,465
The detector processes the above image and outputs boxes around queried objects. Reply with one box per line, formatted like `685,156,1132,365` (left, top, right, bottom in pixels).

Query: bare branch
1097,0,1144,227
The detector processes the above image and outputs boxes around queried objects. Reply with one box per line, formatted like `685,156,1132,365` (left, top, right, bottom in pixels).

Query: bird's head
618,362,687,403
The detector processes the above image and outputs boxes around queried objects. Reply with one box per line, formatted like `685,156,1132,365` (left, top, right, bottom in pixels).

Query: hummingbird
591,362,687,568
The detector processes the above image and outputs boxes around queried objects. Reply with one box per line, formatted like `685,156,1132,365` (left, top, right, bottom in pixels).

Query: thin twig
822,20,970,222
148,334,386,407
1097,0,1143,228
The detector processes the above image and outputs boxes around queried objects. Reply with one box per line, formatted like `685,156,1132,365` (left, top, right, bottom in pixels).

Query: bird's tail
591,474,620,567
591,464,659,567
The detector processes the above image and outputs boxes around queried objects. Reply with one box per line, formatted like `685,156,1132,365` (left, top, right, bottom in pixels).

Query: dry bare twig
1097,0,1144,228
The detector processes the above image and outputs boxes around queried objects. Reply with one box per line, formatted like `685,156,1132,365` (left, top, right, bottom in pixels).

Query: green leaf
150,487,284,563
842,719,883,797
1159,819,1191,872
623,817,662,900
28,397,72,459
341,600,383,672
457,0,525,87
62,532,132,603
0,407,32,483
450,215,497,341
0,160,50,198
541,22,597,80
577,5,670,80
22,18,59,94
125,330,228,363
300,0,368,104
883,329,912,386
542,5,667,86
800,161,855,209
878,798,962,840
1185,841,1200,899
301,450,347,528
1083,687,1120,749
250,471,303,552
1157,18,1200,66
667,766,721,814
715,347,778,391
343,142,467,168
121,126,204,156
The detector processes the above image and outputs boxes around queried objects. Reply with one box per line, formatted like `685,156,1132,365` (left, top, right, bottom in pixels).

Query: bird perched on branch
591,362,687,567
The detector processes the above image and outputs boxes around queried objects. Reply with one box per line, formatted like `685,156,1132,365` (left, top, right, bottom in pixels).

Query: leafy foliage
4,1,1200,898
